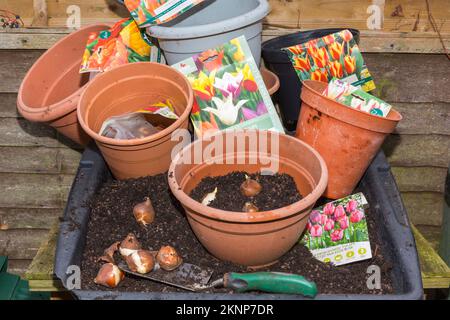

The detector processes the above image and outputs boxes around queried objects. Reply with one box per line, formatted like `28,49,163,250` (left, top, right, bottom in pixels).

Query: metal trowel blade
118,262,214,292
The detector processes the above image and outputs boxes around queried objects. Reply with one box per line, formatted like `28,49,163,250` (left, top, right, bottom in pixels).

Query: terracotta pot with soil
17,24,110,146
168,130,328,267
296,80,402,199
261,68,280,96
77,62,193,179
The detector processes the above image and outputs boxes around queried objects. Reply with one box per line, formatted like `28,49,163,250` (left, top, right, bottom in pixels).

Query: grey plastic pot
147,0,270,65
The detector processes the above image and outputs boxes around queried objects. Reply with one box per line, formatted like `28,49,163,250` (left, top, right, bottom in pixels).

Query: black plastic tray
55,145,423,300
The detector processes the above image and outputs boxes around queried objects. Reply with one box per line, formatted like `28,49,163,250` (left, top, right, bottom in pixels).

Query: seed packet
300,193,372,266
324,78,392,117
99,99,178,140
172,35,285,138
125,0,205,28
284,29,376,92
80,18,165,74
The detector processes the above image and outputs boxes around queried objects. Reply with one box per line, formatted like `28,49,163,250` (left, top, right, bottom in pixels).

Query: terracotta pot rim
17,24,111,122
301,80,403,131
261,68,280,95
77,62,194,147
168,130,328,223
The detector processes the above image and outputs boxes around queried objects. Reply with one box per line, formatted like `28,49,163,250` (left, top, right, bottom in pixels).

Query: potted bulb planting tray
54,145,423,300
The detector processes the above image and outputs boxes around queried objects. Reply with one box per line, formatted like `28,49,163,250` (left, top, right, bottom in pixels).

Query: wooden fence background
0,0,449,275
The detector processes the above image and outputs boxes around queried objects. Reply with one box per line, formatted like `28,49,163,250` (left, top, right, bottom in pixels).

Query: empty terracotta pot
17,24,110,146
261,68,280,96
78,62,193,179
168,130,328,267
296,80,402,199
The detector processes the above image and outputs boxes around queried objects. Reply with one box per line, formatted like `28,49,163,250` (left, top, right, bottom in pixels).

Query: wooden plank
0,228,49,259
364,53,450,103
0,207,62,229
391,167,448,193
31,0,48,27
0,50,44,93
415,225,442,252
383,134,450,168
412,225,450,289
0,146,81,174
0,173,74,208
0,93,21,118
26,222,58,280
402,192,444,226
0,118,58,147
7,259,32,276
393,103,450,136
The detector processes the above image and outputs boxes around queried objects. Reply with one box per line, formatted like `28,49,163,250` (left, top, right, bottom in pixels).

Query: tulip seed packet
80,18,165,74
125,0,205,27
284,29,376,92
172,36,285,138
300,193,372,266
324,78,392,117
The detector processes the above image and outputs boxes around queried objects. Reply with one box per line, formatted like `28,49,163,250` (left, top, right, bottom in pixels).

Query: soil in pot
80,174,393,294
189,172,302,212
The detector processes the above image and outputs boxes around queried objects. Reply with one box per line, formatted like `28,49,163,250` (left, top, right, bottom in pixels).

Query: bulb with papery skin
242,202,259,213
119,233,141,257
156,246,183,271
94,263,124,288
133,197,155,227
240,177,262,197
125,250,155,274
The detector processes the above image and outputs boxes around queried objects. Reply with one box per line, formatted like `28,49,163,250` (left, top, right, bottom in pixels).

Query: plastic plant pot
77,62,193,179
261,68,280,96
262,28,360,132
54,145,423,299
147,0,270,66
17,24,110,146
296,80,402,200
168,130,328,267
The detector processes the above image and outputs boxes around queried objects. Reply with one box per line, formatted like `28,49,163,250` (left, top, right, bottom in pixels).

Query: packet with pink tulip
300,193,372,266
172,35,285,138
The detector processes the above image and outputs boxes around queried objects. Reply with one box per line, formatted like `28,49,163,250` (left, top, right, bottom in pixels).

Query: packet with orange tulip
80,18,165,74
125,0,205,27
284,29,376,92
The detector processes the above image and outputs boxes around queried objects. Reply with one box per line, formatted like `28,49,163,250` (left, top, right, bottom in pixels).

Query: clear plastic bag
100,113,159,140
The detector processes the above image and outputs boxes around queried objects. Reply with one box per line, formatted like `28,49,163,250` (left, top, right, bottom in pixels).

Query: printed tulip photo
284,29,376,93
301,193,370,251
173,36,284,138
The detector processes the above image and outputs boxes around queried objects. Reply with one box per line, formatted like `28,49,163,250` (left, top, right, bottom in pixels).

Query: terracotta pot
17,24,110,146
168,130,328,267
296,80,402,199
78,62,193,179
261,68,280,96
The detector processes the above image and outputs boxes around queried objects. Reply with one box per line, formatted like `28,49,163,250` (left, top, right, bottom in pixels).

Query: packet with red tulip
283,29,376,92
172,35,284,138
300,193,372,266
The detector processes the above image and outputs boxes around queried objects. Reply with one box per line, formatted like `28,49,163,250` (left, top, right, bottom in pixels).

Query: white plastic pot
147,0,270,65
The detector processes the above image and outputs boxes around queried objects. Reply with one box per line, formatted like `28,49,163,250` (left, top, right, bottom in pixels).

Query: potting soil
80,174,394,294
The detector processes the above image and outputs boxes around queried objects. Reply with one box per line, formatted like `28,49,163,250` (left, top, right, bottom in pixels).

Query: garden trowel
119,262,317,297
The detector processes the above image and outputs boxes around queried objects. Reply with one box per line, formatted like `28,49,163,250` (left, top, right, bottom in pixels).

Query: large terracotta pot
17,24,110,146
78,62,193,179
168,130,328,267
296,80,402,199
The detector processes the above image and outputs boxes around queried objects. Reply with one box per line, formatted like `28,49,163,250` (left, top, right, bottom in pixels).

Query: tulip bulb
126,250,155,274
156,246,183,271
133,197,155,227
94,263,124,288
240,176,262,197
242,202,259,213
119,233,142,257
98,241,120,264
201,187,218,206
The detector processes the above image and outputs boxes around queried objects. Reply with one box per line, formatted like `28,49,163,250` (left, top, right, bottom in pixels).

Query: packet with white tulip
300,193,373,266
172,35,285,138
324,78,392,117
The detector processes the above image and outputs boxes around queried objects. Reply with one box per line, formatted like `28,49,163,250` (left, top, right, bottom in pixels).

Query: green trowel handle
224,272,317,298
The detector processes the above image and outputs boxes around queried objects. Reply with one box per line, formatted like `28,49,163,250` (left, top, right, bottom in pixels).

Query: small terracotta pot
168,130,328,267
261,68,280,96
296,80,402,199
17,24,110,146
78,62,193,179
